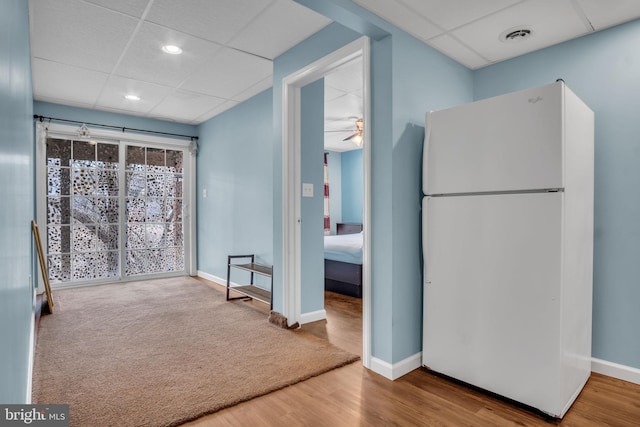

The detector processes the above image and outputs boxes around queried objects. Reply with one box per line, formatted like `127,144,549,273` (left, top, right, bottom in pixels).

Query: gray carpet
32,277,359,427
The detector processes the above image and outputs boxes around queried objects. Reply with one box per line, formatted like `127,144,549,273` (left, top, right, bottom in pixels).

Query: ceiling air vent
500,27,533,43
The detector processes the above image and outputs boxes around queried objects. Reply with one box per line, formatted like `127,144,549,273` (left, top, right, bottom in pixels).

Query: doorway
281,36,371,367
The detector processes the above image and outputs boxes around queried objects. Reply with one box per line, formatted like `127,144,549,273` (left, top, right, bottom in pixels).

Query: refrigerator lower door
423,192,564,416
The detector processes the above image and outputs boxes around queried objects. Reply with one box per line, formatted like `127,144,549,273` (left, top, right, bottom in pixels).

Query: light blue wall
196,89,273,288
290,1,474,363
0,0,34,403
341,149,363,224
326,151,342,234
369,34,395,361
33,102,197,138
300,80,325,313
474,19,640,370
389,30,474,362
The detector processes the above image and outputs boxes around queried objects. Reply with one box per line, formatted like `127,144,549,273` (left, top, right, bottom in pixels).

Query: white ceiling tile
83,0,151,18
145,0,271,45
181,47,272,100
95,75,173,113
115,22,222,87
427,34,489,69
400,0,522,31
150,89,227,123
228,0,332,59
325,119,353,136
325,94,363,122
30,0,139,73
575,0,640,30
325,85,346,103
451,0,592,63
32,58,109,105
325,57,363,94
96,105,161,121
353,0,443,41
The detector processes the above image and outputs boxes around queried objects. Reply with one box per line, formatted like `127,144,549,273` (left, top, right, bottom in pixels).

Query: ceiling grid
29,0,640,125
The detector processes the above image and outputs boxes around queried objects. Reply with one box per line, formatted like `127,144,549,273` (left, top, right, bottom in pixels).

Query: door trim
281,36,372,368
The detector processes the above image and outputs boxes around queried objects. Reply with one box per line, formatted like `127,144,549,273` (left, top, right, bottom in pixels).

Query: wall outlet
302,183,314,197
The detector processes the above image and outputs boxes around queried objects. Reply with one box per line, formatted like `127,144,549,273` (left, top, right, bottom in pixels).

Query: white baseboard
196,270,227,286
367,354,640,385
300,309,326,324
370,352,422,381
592,357,640,385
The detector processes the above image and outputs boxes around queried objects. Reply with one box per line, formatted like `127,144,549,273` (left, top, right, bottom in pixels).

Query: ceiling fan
342,118,364,145
325,117,364,146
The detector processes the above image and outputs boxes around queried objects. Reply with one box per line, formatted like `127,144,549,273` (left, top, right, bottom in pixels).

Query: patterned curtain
324,153,330,235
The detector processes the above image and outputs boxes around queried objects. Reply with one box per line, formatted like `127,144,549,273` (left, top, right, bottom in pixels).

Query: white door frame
281,36,372,368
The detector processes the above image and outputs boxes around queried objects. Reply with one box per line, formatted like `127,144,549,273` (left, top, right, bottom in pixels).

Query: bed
324,223,363,298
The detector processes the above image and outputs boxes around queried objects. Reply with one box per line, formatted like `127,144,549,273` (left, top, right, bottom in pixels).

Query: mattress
323,232,363,264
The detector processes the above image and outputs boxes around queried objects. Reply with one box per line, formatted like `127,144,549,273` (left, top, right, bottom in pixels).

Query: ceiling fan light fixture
162,44,183,55
341,118,364,145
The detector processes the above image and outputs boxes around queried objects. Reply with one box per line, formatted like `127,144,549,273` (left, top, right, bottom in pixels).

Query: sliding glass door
46,138,121,283
124,145,184,276
42,131,191,287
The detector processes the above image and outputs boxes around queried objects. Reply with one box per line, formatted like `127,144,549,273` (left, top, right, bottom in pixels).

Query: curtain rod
33,115,198,141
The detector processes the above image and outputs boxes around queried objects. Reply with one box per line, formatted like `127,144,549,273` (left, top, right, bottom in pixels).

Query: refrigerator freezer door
424,82,563,195
423,192,564,415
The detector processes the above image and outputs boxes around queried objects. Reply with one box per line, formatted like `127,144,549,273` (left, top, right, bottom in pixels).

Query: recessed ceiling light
124,94,140,101
499,26,534,43
162,45,182,55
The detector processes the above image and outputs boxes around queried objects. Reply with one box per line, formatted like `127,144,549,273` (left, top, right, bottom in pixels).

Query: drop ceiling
353,0,640,69
28,0,332,125
28,0,640,127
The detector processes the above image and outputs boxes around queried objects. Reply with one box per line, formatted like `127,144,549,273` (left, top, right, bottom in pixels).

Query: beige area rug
32,277,359,427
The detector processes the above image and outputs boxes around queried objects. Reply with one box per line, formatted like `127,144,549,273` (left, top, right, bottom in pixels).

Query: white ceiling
28,0,640,129
28,0,331,125
354,0,640,69
324,57,364,152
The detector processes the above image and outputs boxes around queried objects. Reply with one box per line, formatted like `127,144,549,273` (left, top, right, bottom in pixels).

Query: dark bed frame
324,222,363,298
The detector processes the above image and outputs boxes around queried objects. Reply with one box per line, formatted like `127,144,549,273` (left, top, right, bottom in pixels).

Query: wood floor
188,279,640,426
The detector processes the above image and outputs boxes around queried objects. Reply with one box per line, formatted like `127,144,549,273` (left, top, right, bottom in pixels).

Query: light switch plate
302,183,314,197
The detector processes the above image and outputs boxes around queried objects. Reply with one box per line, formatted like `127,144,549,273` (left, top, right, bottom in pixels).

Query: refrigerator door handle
423,196,431,285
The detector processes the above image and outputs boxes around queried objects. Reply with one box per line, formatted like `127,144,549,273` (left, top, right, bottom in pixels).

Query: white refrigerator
422,81,594,418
